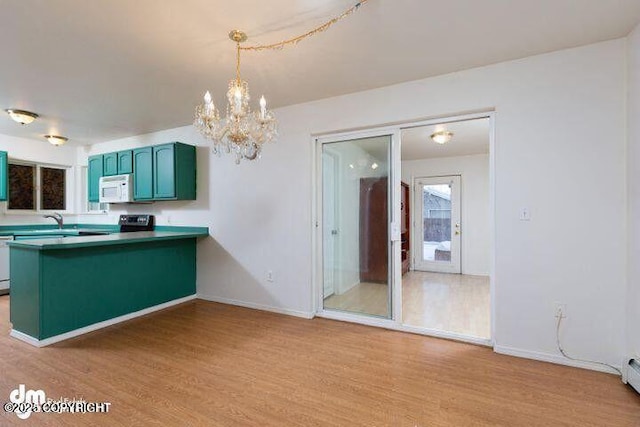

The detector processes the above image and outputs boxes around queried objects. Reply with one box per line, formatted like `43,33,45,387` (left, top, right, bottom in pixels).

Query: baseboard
626,359,640,393
494,344,621,375
197,294,314,319
10,294,197,347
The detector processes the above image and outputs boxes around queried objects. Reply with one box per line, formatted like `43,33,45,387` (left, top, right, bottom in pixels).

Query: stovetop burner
118,214,155,233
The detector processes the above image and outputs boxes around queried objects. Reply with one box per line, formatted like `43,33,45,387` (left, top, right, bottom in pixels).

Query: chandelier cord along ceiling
194,0,370,164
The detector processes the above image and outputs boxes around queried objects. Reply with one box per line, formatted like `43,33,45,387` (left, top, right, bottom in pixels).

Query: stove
118,214,155,233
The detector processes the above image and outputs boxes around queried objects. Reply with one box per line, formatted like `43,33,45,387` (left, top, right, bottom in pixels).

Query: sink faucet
43,212,64,229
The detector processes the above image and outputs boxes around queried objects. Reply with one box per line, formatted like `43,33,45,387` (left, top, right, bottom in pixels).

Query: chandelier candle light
194,30,277,164
194,0,370,163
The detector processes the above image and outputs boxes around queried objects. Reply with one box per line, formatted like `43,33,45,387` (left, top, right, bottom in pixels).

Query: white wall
627,23,640,362
0,133,79,225
77,39,628,369
402,154,490,276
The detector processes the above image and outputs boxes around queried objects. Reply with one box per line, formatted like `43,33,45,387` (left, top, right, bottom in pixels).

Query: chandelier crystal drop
194,30,277,164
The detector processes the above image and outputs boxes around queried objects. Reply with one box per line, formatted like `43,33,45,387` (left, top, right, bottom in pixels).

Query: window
8,164,35,210
8,162,69,212
40,167,66,210
427,209,452,219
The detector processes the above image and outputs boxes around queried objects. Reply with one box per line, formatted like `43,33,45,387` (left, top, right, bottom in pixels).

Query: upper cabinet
88,142,196,203
117,150,133,174
153,143,196,201
0,151,7,201
103,152,118,176
88,155,103,202
133,147,153,201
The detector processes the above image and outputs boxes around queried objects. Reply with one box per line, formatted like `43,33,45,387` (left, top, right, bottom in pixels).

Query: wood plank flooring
403,272,490,338
324,272,490,339
0,295,638,426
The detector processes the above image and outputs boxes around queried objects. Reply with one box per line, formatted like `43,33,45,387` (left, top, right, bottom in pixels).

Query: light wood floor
403,272,490,339
324,272,490,339
0,296,638,426
324,282,390,317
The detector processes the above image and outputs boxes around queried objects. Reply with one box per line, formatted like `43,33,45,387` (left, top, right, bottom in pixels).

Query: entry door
414,176,461,274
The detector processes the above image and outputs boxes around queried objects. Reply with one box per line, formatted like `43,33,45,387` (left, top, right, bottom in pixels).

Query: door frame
413,175,462,274
313,126,402,326
311,111,496,347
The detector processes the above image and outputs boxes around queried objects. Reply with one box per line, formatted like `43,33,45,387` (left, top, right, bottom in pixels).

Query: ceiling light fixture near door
194,0,370,164
431,130,454,145
44,135,68,146
5,109,38,125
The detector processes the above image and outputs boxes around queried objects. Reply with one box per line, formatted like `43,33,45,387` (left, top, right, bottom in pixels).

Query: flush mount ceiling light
431,130,454,145
5,109,39,125
44,135,68,146
194,0,370,164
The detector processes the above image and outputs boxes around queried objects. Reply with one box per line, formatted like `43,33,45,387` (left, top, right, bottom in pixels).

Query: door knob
455,230,460,235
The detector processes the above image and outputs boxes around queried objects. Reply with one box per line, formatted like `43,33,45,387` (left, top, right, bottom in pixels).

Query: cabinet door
133,147,153,200
153,144,176,199
117,150,133,174
0,151,7,201
103,152,118,176
88,155,103,202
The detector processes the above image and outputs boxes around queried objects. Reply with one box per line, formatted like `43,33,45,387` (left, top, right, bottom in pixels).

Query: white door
322,152,338,297
414,175,461,274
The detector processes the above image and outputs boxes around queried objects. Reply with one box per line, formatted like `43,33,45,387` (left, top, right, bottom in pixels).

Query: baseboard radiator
628,359,640,395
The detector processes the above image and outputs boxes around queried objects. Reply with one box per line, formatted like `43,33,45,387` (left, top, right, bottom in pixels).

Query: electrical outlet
266,271,274,283
554,303,567,319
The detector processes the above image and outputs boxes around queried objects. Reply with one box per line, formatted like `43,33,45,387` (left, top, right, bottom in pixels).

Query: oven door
99,182,123,203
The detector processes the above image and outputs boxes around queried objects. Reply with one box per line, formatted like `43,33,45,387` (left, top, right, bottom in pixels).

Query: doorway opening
400,117,491,340
314,112,494,345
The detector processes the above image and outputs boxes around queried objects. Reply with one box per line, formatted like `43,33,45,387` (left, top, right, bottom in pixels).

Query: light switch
520,207,531,221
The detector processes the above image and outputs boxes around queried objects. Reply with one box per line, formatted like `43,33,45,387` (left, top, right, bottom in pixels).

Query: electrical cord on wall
555,313,622,376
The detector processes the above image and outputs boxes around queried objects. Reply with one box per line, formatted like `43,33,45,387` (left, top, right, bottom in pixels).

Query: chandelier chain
236,42,242,82
239,0,369,52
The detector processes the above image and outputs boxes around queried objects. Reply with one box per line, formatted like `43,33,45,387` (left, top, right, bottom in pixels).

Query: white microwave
99,174,134,203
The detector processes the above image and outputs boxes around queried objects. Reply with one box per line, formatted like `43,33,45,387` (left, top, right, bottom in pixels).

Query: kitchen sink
77,231,110,236
10,229,112,240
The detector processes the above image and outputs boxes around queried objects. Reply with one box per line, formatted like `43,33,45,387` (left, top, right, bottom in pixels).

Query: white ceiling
401,118,490,160
1,0,640,146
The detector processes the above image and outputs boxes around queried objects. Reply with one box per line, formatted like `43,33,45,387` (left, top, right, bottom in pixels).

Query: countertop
7,229,209,250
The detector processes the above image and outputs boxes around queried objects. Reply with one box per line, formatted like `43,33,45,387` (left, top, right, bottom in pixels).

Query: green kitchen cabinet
88,155,103,202
0,151,7,201
103,152,118,176
117,150,133,174
152,142,196,200
133,147,153,200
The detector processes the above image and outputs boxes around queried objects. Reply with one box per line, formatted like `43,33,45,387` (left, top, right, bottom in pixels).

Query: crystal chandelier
194,1,369,164
194,30,277,164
